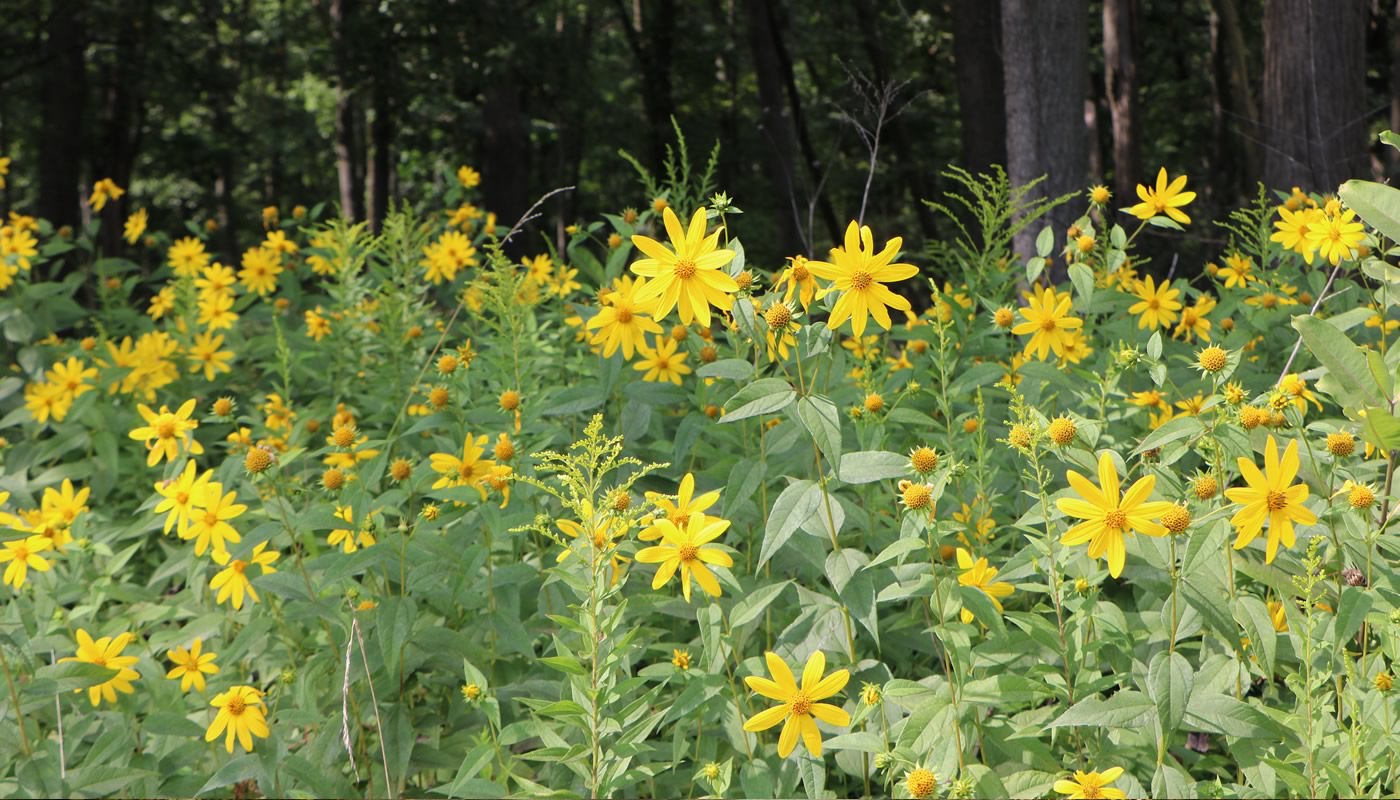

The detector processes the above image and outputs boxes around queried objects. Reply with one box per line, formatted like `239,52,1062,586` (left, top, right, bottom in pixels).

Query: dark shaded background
0,0,1395,273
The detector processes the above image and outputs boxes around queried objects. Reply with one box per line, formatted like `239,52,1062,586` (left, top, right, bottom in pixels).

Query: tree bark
366,23,393,235
1103,0,1140,205
616,0,677,173
481,83,529,233
330,0,364,221
1209,0,1259,199
96,1,151,255
1261,0,1369,191
1001,0,1090,267
38,0,86,230
951,0,1006,179
744,0,808,253
1390,0,1400,178
849,0,935,236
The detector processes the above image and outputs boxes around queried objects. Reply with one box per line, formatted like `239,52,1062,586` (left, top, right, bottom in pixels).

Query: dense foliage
5,127,1400,800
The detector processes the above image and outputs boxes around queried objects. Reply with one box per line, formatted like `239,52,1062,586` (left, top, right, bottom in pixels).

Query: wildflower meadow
4,2,1400,799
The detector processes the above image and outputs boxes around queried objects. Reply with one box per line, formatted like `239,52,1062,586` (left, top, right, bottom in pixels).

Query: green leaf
1340,179,1400,245
197,755,270,797
1292,315,1385,409
868,537,926,568
1235,596,1278,676
820,731,885,753
957,585,1005,634
796,395,842,461
729,581,791,628
1147,651,1193,736
1068,262,1094,312
1184,693,1289,740
756,481,821,570
28,661,117,695
837,450,907,484
1335,586,1373,643
1049,690,1156,729
720,378,796,422
1131,415,1204,455
1147,331,1163,360
1035,225,1055,257
696,358,754,380
1360,406,1400,452
538,656,588,676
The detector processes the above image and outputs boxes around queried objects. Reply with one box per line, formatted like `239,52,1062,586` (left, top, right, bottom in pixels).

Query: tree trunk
1209,0,1259,199
38,0,86,230
616,0,677,173
1261,0,1369,191
745,0,807,254
951,0,1006,179
366,53,393,233
1390,0,1400,178
1103,0,1139,205
330,0,364,221
849,0,935,236
1001,0,1089,268
481,83,529,235
97,1,151,255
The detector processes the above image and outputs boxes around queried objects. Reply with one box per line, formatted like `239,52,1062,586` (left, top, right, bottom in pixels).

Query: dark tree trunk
1261,0,1369,191
616,0,677,173
330,0,364,221
774,5,839,243
745,0,807,253
951,0,1006,179
366,54,393,233
481,83,529,232
1390,0,1400,178
1210,0,1258,199
38,0,86,230
849,0,935,236
1001,0,1089,267
1103,0,1140,205
96,1,150,255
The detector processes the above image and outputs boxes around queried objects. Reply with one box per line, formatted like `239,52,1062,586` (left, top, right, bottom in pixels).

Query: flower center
458,462,477,480
849,270,873,290
1147,298,1160,310
1105,509,1128,530
793,265,810,281
13,545,28,559
157,419,177,439
1267,490,1288,511
673,260,697,279
1261,294,1278,308
678,543,699,562
91,654,107,667
227,695,246,715
616,306,634,323
232,560,247,574
203,510,219,526
1082,784,1104,800
1040,318,1058,332
592,530,608,549
176,492,189,504
1182,310,1198,325
788,691,812,716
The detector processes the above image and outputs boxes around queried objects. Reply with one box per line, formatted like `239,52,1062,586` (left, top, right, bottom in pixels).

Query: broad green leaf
728,581,791,628
837,450,907,484
757,481,821,570
696,358,754,380
1068,262,1094,312
1340,179,1400,245
1131,415,1204,455
197,755,270,797
1035,225,1055,257
820,731,885,753
1360,406,1400,452
1235,596,1278,676
796,395,842,461
1049,690,1155,729
538,656,588,676
720,378,796,422
1292,315,1385,409
1184,693,1290,740
1335,586,1372,643
1147,650,1193,736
